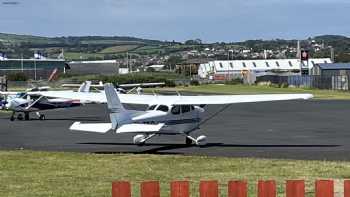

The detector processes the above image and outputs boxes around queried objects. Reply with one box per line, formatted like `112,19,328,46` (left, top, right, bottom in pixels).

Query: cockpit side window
147,105,157,110
157,105,169,112
181,105,191,113
171,105,181,115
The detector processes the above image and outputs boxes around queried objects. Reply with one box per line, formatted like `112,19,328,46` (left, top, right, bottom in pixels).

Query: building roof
149,64,165,68
318,63,350,70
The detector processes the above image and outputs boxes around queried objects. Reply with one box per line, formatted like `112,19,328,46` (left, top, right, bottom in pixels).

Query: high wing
0,91,22,95
119,82,165,88
28,90,313,105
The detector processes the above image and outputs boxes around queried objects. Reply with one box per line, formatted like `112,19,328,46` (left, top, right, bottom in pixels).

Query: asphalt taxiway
1,100,350,161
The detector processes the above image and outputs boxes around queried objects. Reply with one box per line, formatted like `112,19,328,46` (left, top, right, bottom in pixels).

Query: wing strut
199,104,232,126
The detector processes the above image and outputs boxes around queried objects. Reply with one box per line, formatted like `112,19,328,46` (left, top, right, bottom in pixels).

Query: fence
256,75,350,91
0,76,7,91
112,180,348,197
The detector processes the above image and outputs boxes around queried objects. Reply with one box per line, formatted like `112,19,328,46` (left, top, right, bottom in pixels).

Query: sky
0,0,349,42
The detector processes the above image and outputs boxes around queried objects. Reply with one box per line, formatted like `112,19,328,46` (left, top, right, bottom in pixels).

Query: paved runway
1,100,350,161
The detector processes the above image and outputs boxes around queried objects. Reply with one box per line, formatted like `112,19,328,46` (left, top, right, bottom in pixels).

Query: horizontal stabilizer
116,123,164,134
69,122,112,133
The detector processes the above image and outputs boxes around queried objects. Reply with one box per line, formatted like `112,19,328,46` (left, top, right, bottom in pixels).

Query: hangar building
198,58,332,80
67,60,129,75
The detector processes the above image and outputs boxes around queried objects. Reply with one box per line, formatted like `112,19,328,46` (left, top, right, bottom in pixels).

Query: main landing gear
36,112,45,120
10,112,45,121
10,112,28,121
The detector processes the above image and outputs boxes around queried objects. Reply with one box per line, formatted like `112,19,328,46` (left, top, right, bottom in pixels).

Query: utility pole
126,52,129,73
34,59,37,81
21,53,23,72
331,47,335,63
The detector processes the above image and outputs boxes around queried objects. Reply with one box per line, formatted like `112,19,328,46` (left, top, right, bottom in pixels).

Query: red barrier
141,181,160,197
112,179,350,197
171,181,190,197
345,180,350,197
316,180,334,197
258,180,276,197
199,180,219,197
112,181,131,197
286,180,305,197
228,180,247,197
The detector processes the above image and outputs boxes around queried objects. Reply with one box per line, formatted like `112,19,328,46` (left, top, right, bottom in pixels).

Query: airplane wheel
185,137,193,145
10,116,15,121
39,114,45,120
24,113,30,121
17,114,23,121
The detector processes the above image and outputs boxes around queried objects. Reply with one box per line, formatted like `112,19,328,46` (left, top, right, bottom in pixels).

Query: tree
165,56,183,70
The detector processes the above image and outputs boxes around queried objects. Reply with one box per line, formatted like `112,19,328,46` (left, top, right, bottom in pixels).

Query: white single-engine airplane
0,81,92,121
33,83,313,146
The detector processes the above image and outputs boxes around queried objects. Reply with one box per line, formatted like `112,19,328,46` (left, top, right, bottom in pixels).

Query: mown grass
154,84,350,100
0,151,349,197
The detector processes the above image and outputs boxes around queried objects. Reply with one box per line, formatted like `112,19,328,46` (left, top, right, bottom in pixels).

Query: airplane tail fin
78,81,91,93
104,83,131,129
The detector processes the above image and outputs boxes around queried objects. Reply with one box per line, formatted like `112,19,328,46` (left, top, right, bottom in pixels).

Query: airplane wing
70,122,164,133
0,91,21,95
31,91,313,105
119,82,165,88
171,94,313,105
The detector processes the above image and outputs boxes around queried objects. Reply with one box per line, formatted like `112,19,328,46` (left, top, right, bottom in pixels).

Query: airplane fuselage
130,104,205,135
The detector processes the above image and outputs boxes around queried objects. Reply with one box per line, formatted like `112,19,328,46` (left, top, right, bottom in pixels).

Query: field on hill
0,151,349,197
99,45,141,54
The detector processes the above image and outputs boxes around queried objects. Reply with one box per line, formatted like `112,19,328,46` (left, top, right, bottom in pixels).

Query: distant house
176,58,213,75
312,63,350,76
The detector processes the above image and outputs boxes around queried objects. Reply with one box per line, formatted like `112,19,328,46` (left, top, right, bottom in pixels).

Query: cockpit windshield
147,105,157,110
156,105,169,112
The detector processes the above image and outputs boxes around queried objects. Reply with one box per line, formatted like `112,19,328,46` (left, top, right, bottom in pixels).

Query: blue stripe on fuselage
141,118,201,125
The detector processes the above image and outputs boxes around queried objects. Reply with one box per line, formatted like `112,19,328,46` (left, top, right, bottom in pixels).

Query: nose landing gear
185,135,207,146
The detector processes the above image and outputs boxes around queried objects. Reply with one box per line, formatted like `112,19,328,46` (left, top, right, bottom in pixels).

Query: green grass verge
154,84,350,100
99,45,140,54
0,151,349,197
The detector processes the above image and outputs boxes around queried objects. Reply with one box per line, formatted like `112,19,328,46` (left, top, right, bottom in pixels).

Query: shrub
190,80,200,86
225,78,243,85
7,72,28,81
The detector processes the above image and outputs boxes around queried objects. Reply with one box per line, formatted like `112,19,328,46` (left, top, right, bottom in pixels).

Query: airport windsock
48,68,59,82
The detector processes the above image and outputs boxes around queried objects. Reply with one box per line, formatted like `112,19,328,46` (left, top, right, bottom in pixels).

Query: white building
148,64,165,71
198,58,332,79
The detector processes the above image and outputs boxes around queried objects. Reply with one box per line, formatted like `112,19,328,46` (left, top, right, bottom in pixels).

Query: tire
185,137,193,145
25,113,30,121
10,116,15,121
39,114,45,120
17,114,23,121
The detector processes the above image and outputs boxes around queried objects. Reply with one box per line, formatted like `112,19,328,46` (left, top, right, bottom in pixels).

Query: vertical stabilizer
104,83,131,129
78,81,91,93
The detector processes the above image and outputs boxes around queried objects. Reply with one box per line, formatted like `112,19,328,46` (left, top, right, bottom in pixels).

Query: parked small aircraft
0,81,92,121
33,83,313,146
62,81,165,94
